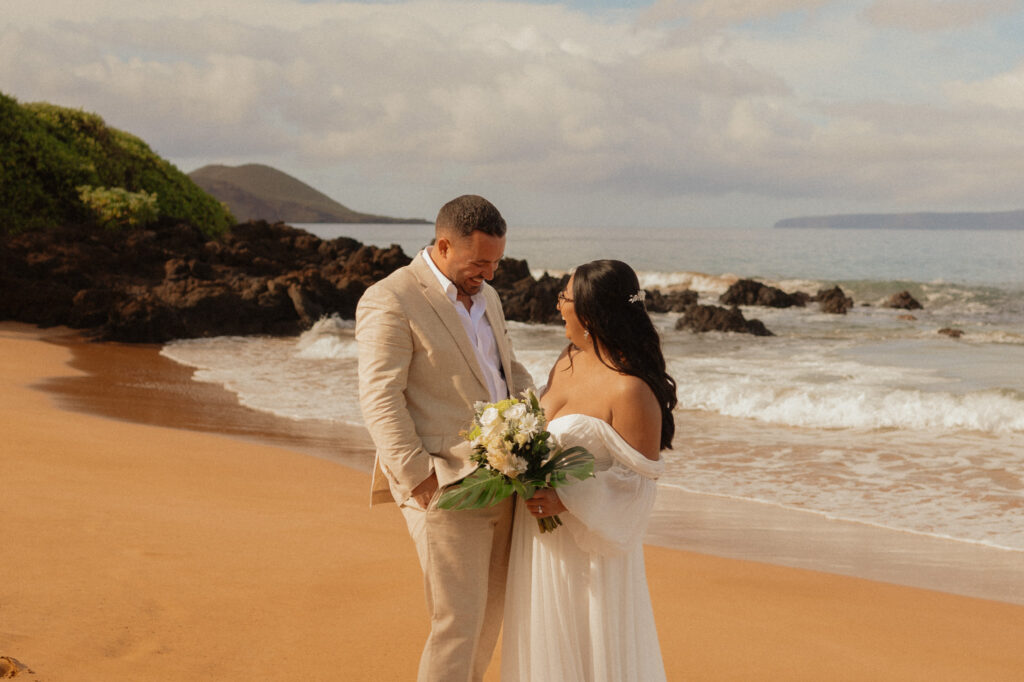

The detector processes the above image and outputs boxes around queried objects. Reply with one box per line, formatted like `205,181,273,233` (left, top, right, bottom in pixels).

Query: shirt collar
423,246,486,307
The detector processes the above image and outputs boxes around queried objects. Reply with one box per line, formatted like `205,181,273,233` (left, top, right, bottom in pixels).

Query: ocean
161,224,1024,561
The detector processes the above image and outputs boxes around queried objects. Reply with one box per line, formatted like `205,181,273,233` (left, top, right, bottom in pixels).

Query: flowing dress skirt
501,414,667,682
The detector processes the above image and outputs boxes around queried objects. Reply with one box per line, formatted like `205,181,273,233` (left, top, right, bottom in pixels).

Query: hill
774,210,1024,230
188,164,429,224
0,92,233,236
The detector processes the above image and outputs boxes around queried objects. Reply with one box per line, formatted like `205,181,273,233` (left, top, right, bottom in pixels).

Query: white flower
514,431,530,447
518,412,540,437
479,406,500,427
480,421,503,443
479,407,505,439
504,403,527,422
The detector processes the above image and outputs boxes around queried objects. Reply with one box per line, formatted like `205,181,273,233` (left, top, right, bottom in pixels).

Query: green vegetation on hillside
0,92,234,236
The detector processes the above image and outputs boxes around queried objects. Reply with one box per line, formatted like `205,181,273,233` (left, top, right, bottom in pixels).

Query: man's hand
411,471,439,509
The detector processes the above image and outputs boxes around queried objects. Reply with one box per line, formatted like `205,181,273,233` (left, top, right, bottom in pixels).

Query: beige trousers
400,492,515,682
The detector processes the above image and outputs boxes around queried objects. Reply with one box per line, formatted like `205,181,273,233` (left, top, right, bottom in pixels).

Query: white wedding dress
501,413,667,682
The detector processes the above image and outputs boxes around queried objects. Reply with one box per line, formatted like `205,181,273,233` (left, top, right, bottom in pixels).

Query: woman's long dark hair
570,259,678,450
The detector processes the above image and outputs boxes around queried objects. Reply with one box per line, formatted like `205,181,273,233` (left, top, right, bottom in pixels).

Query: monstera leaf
436,468,514,510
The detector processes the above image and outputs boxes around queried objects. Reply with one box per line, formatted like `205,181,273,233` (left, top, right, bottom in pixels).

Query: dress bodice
546,413,664,480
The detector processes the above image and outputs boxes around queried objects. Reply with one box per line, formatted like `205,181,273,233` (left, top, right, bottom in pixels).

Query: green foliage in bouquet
438,390,595,532
0,91,233,236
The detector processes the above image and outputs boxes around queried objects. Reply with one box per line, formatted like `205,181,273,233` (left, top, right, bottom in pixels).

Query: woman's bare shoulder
548,345,574,378
608,375,661,459
610,372,654,399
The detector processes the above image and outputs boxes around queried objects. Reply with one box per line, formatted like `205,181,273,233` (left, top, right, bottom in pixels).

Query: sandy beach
2,321,1023,681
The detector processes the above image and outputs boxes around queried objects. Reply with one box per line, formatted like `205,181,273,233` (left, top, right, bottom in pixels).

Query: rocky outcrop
938,327,964,338
719,279,809,308
815,286,854,314
675,304,773,336
493,260,568,325
1,221,591,341
1,221,410,342
886,291,923,310
644,288,699,313
3,221,789,341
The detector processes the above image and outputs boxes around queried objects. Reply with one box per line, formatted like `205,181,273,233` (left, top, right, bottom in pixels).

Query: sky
3,0,1024,228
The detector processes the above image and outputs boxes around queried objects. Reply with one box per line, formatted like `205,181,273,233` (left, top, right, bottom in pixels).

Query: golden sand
2,322,1022,681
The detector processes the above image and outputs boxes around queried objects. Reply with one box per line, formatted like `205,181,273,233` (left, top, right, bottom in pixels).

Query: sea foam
295,315,358,360
670,355,1024,434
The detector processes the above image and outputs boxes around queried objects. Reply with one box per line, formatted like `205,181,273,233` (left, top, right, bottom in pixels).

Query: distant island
774,210,1024,230
189,164,430,224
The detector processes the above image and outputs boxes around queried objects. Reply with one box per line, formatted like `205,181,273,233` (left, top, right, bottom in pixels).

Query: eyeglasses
557,292,574,305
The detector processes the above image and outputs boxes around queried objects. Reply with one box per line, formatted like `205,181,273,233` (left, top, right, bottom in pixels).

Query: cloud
2,0,1023,226
639,0,829,29
862,0,1018,32
946,61,1024,109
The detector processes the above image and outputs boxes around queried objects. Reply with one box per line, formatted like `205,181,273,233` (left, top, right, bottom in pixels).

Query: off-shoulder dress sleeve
555,420,664,556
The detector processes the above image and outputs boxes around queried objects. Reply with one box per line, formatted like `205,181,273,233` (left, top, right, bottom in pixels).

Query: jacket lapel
410,253,490,393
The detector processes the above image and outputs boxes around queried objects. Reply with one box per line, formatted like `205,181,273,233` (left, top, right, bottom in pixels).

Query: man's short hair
435,195,506,239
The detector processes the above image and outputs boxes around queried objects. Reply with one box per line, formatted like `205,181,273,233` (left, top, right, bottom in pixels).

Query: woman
502,259,677,682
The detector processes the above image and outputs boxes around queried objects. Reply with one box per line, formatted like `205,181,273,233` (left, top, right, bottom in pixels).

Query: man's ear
434,236,451,259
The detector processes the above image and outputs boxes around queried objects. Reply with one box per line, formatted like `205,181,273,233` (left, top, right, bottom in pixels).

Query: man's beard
456,280,482,296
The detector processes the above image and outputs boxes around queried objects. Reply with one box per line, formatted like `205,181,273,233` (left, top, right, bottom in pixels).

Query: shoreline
651,485,1024,606
37,328,377,474
34,324,1024,606
4,321,1024,680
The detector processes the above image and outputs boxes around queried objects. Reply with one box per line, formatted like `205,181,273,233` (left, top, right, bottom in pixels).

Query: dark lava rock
815,286,854,314
720,279,809,308
1,220,411,342
886,290,923,310
675,304,773,336
493,259,568,325
938,327,964,338
3,219,782,340
644,288,699,313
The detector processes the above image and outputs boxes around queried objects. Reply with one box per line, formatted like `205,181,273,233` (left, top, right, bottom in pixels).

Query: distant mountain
188,164,429,224
774,210,1024,230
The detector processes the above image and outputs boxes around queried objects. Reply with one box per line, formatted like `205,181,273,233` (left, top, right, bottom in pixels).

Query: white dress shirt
423,247,508,403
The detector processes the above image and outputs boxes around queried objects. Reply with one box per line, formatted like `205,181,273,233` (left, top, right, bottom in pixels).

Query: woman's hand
526,488,566,519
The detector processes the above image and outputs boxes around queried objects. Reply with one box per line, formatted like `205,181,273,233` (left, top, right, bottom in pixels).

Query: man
356,195,534,681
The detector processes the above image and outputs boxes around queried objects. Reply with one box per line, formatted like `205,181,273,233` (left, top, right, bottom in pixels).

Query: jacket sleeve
355,282,432,504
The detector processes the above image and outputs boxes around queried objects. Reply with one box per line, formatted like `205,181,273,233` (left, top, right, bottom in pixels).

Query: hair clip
628,290,646,304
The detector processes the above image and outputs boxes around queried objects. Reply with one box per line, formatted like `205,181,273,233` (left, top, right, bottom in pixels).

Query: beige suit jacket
356,252,534,506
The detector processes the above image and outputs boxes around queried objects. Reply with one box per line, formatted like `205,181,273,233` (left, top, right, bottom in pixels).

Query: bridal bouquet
437,389,594,532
